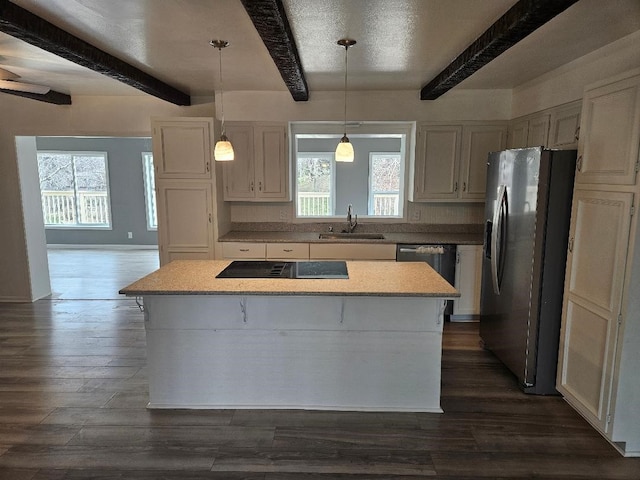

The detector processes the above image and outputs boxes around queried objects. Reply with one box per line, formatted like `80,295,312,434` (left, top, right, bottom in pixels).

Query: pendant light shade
211,39,234,162
335,38,356,163
214,135,234,161
335,135,354,162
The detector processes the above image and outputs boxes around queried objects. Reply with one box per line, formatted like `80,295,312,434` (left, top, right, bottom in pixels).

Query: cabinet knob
250,181,254,191
576,156,582,172
568,237,574,253
259,181,262,192
574,126,580,141
454,182,458,192
462,182,467,192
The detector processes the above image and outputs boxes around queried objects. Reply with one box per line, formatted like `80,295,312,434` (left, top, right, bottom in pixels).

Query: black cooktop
216,261,348,279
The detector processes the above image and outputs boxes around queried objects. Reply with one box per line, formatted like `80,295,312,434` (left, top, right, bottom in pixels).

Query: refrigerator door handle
491,184,508,294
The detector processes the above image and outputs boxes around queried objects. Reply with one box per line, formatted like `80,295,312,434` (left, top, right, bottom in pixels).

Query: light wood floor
1,249,639,478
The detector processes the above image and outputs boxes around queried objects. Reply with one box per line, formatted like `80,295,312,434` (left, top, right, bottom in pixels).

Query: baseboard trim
47,244,158,250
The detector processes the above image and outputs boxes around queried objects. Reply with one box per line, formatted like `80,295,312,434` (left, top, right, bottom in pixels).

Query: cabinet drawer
309,243,396,260
266,243,309,260
222,242,266,259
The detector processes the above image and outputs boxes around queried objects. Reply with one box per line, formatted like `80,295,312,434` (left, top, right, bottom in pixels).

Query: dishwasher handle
398,246,446,255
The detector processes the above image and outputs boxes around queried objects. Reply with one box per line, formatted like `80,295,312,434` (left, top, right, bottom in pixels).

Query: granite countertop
218,230,483,245
119,260,460,298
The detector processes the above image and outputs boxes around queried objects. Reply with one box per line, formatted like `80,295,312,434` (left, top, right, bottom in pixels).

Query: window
369,153,401,216
296,153,335,216
37,151,112,228
292,122,410,220
142,153,157,230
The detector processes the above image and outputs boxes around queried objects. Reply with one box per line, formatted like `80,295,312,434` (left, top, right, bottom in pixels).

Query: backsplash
229,202,485,226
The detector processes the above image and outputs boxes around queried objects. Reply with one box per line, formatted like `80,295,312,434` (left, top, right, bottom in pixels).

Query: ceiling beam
0,0,190,105
0,87,71,104
420,0,580,100
240,0,309,101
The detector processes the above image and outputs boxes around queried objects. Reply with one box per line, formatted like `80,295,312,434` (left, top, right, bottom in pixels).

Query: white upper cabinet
413,125,461,201
459,125,507,201
152,118,213,179
507,114,550,149
576,73,640,186
223,122,289,201
549,102,581,149
413,123,506,202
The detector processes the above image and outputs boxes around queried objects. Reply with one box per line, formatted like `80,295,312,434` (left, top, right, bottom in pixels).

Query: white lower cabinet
156,182,215,265
452,245,482,318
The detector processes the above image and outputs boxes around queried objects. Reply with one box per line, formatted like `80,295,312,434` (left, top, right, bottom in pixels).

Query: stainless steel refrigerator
480,147,576,395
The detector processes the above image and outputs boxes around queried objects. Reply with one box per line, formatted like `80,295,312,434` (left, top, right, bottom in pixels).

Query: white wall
512,31,640,118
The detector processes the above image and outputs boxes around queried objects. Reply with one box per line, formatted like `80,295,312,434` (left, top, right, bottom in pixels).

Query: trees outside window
369,153,401,216
296,153,335,216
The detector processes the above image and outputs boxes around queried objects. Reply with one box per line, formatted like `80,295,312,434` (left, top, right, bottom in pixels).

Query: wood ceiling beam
0,87,71,104
240,0,309,101
420,0,580,100
0,0,190,105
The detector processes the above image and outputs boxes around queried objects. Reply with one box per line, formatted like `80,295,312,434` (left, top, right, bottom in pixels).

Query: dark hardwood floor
1,249,639,479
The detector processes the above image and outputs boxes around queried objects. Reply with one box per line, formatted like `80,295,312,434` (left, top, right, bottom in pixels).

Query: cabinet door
156,182,214,265
577,74,640,185
223,124,255,200
414,125,462,201
453,245,482,316
254,125,289,200
508,120,528,149
526,114,550,147
557,190,633,432
460,125,507,201
152,118,213,179
549,103,581,149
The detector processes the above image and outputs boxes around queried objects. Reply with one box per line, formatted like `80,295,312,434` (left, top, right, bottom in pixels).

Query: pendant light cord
218,45,226,136
343,44,348,136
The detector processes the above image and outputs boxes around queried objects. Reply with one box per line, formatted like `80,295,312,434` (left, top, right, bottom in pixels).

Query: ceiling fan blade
0,79,51,94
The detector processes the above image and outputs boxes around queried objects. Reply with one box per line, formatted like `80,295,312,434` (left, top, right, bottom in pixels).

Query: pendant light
335,38,356,163
211,39,234,161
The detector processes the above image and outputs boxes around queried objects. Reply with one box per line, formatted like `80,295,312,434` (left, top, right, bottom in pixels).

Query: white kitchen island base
143,294,446,412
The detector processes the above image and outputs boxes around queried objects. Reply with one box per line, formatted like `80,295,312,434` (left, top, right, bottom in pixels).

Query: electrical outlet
279,209,288,220
411,209,421,221
127,232,133,239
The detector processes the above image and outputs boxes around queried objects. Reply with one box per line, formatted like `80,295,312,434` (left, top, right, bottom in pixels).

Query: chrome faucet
346,204,358,233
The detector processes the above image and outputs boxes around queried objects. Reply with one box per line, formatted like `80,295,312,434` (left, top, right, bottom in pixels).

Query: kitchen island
120,260,458,412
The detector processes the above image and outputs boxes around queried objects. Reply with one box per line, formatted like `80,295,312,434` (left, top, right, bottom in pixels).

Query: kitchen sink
318,232,385,240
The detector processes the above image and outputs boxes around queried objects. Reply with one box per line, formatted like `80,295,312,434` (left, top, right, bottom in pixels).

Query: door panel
557,190,633,431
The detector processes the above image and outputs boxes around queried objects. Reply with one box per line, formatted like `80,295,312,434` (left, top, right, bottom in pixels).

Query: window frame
37,150,113,230
141,152,158,231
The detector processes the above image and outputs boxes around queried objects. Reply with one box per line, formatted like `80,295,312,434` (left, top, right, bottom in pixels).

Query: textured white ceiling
0,0,638,99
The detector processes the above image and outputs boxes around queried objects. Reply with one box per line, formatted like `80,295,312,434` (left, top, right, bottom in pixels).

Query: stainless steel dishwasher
396,244,456,317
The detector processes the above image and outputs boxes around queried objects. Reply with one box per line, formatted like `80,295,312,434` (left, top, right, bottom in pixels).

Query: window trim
141,152,158,231
37,150,113,230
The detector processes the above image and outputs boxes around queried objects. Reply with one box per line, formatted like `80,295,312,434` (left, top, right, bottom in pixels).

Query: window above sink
291,122,413,222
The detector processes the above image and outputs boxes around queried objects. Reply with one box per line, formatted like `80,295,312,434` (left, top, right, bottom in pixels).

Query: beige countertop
120,260,460,298
218,231,483,245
